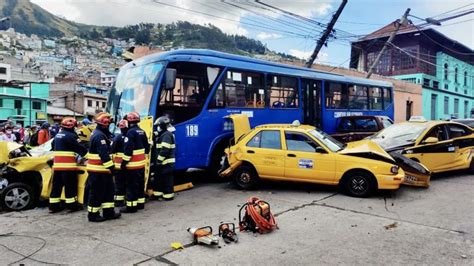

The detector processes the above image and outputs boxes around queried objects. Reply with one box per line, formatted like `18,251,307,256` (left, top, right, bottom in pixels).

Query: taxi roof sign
408,116,427,122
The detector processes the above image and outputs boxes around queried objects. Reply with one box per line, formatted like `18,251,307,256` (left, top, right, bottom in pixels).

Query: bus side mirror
164,68,177,90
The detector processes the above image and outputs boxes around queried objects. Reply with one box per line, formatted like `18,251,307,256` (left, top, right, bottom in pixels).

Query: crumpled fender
8,156,51,173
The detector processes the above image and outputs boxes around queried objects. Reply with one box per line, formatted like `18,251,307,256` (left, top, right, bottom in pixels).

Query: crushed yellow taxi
370,118,474,186
219,115,406,197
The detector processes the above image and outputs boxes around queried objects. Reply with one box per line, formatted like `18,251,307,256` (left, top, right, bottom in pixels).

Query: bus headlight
390,165,399,174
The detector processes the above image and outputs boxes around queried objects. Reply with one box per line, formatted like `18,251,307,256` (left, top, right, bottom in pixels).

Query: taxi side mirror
423,137,438,144
315,146,327,153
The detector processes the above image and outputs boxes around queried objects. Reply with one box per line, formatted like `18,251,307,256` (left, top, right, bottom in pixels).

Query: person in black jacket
49,117,87,213
86,112,121,222
151,116,176,201
121,112,150,213
111,119,128,207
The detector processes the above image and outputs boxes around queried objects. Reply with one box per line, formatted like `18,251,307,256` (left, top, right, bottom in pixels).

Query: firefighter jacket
111,133,125,170
123,125,149,170
156,130,175,167
52,128,87,171
86,127,114,173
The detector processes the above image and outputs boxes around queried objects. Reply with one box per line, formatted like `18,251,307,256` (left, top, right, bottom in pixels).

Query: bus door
302,79,322,128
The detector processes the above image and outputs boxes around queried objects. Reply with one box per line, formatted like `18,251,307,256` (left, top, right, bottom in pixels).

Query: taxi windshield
309,129,344,152
370,123,428,149
107,61,165,121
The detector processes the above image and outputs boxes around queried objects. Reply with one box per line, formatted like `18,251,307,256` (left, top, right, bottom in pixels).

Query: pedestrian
24,125,39,147
0,126,17,142
38,122,50,145
151,116,176,201
111,119,128,207
121,112,149,213
49,117,88,213
86,112,121,222
50,123,60,138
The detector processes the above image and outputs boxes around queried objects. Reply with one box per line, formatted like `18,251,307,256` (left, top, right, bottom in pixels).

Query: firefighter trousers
49,171,78,211
152,164,174,200
124,169,144,210
114,170,125,203
87,172,115,218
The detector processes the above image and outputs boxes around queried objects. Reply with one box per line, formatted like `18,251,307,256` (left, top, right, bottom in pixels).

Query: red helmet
117,119,128,129
125,112,140,123
94,112,112,126
60,117,77,129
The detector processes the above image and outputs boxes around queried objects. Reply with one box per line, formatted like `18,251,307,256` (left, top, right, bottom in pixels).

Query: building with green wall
0,83,49,126
350,23,473,120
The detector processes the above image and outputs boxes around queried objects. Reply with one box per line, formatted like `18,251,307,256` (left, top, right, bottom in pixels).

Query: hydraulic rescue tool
239,197,278,234
187,226,219,246
218,223,238,243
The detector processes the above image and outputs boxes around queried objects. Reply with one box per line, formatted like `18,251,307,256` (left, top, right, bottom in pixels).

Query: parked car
453,119,474,129
331,115,393,143
219,115,406,197
370,117,474,182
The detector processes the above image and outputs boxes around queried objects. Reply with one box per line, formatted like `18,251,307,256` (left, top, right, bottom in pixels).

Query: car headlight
0,177,8,190
391,165,399,174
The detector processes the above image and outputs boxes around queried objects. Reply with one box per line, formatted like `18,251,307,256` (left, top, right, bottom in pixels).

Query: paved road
0,171,473,265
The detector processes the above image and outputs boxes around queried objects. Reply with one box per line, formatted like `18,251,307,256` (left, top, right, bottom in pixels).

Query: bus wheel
233,165,259,190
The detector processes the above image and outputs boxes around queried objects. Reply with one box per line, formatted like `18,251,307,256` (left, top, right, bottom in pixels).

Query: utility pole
366,8,411,78
305,0,347,68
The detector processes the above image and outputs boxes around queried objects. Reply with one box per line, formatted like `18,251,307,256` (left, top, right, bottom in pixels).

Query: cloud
289,49,329,64
256,32,283,40
314,3,333,16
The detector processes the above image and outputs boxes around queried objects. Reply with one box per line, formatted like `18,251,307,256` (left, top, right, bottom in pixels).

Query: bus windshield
108,61,165,121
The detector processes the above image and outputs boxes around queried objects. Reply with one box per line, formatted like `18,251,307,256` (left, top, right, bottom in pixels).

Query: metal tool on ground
187,226,219,246
218,223,238,243
239,197,278,234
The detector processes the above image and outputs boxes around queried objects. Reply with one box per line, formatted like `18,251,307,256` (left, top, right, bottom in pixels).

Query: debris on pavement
171,242,184,250
384,222,398,230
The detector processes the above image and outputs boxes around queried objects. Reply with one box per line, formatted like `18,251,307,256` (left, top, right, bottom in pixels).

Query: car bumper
376,171,405,190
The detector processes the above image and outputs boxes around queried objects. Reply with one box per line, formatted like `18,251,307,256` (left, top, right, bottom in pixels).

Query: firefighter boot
67,202,83,213
103,208,122,220
121,206,137,213
88,212,106,223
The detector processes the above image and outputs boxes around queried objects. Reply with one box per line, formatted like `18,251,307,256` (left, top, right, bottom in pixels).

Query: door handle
287,154,296,157
247,150,255,154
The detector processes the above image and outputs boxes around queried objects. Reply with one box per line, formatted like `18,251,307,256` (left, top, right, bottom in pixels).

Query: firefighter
121,112,149,213
86,112,121,222
49,117,87,213
152,116,176,201
111,119,128,207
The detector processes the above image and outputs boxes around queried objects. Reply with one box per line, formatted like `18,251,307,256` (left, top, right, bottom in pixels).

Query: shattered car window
370,123,428,149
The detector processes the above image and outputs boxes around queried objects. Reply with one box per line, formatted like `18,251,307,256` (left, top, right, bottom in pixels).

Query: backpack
29,131,39,146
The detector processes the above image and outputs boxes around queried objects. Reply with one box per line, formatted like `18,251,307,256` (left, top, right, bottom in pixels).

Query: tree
135,29,151,45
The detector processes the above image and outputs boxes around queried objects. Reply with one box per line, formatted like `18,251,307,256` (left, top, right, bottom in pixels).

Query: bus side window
348,85,368,110
268,75,298,108
325,82,348,109
212,70,264,108
369,87,383,110
383,87,392,109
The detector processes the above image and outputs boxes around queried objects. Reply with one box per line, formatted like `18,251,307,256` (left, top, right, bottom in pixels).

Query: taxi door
244,129,285,178
283,131,336,183
446,123,474,169
405,125,456,172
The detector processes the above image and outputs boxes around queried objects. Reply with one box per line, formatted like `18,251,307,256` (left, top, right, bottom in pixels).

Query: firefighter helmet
154,116,171,129
117,119,128,129
94,112,112,126
60,117,77,129
125,112,140,123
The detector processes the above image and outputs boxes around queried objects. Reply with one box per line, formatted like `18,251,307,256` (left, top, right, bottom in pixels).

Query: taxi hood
0,141,23,164
338,139,395,163
226,114,251,143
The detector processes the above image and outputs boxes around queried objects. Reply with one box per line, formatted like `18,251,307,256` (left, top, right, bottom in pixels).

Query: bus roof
131,49,392,88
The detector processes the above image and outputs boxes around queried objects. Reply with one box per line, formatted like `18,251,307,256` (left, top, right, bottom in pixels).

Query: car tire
343,171,375,198
0,183,37,211
233,164,259,190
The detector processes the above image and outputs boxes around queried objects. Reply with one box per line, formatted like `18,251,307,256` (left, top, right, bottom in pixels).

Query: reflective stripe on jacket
52,128,87,171
86,128,113,173
156,130,175,166
123,125,149,170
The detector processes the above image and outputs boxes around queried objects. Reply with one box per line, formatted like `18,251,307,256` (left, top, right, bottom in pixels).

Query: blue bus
107,49,393,173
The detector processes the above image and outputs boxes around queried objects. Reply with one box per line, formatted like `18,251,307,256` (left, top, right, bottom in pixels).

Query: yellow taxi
370,117,474,182
220,115,405,197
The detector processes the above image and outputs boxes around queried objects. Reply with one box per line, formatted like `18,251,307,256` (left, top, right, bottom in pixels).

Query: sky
31,0,474,67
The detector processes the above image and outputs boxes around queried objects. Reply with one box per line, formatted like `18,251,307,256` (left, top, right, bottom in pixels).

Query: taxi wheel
0,183,36,211
343,171,374,198
233,165,259,190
